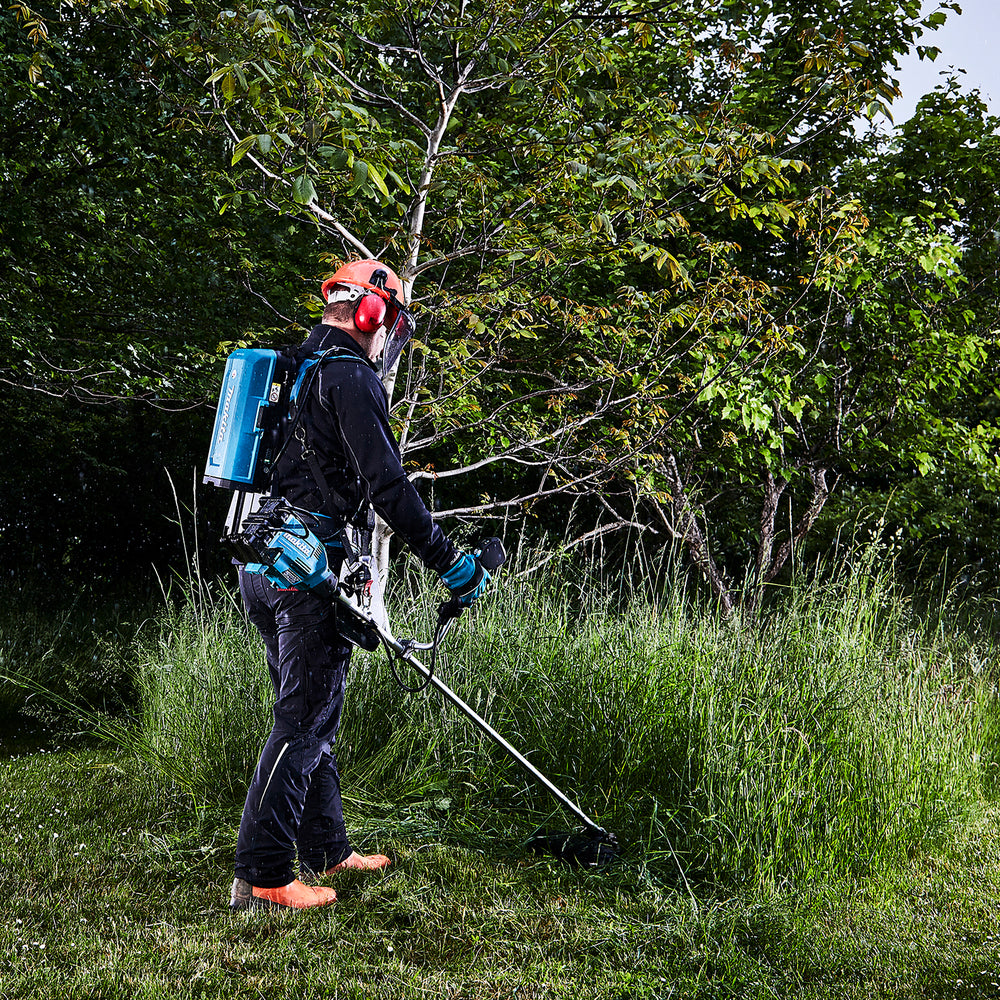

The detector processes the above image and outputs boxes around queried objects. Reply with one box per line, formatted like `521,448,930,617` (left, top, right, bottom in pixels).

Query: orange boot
230,877,337,910
325,851,391,874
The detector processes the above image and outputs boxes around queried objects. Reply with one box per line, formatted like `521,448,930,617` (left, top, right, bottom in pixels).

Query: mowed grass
3,745,1000,999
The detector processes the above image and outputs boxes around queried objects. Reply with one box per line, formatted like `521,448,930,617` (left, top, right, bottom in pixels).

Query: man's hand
440,551,491,608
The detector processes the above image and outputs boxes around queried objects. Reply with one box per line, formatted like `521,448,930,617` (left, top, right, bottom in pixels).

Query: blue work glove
440,551,491,608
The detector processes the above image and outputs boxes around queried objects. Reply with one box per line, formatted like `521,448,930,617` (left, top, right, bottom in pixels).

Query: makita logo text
284,534,313,558
214,376,237,451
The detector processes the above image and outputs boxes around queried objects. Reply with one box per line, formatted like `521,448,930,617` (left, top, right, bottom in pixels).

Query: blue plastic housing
204,349,287,490
242,510,339,595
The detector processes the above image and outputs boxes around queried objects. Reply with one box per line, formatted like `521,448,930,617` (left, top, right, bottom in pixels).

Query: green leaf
231,134,256,165
291,173,316,204
369,165,390,198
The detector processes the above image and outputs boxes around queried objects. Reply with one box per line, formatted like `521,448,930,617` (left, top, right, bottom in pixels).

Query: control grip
473,537,506,572
437,537,506,624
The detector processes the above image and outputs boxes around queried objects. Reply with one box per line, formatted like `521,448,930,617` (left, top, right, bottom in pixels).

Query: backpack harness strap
288,349,374,561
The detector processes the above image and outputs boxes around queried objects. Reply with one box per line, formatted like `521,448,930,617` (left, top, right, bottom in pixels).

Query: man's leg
233,571,346,902
295,629,352,874
297,748,351,874
295,639,390,877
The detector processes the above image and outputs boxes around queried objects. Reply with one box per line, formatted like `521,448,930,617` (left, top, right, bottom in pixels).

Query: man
229,259,488,911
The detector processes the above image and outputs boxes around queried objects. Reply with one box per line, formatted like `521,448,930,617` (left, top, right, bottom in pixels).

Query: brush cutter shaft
332,535,609,839
372,614,606,835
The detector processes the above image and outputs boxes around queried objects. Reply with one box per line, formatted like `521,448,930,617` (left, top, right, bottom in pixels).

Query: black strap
288,350,375,550
294,422,352,517
267,348,360,476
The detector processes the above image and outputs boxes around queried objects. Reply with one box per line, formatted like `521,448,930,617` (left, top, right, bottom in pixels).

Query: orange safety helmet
320,259,415,374
322,259,406,306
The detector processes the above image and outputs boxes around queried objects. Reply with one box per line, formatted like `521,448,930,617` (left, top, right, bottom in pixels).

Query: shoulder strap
290,348,363,412
265,348,364,481
288,348,370,526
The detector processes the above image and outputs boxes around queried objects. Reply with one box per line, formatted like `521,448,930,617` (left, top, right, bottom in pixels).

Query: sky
890,0,998,123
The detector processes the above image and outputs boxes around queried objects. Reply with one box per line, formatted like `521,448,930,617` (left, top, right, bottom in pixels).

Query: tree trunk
373,90,466,586
373,517,393,592
660,453,735,617
748,469,788,612
761,467,832,585
764,469,836,583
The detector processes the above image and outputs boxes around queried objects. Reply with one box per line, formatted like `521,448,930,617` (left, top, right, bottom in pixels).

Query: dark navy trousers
234,568,355,888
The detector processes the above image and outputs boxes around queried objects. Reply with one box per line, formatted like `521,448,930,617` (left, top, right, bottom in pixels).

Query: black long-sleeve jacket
271,324,457,575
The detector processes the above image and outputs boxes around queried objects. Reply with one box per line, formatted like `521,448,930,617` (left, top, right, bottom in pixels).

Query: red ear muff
354,292,387,334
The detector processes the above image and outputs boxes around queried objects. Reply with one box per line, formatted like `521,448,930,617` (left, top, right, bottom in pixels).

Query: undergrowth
95,542,1000,894
0,580,139,734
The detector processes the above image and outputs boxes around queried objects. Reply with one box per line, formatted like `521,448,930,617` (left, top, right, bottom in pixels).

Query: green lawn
3,744,999,1000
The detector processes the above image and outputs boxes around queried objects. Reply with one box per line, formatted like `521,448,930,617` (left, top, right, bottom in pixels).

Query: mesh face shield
380,305,416,378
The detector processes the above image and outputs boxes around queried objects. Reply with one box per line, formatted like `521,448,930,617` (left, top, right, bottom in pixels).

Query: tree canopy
6,0,997,604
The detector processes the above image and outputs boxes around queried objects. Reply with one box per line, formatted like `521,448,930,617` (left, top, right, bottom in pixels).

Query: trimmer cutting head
525,827,620,870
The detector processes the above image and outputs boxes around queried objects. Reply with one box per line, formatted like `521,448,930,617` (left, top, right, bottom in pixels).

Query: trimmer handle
437,537,506,627
473,536,506,572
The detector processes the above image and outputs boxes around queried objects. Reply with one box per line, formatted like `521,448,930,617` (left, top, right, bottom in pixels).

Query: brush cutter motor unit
223,494,383,651
225,497,339,597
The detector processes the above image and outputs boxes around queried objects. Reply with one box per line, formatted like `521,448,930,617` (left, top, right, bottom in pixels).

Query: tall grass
115,542,997,891
0,578,137,734
107,582,271,803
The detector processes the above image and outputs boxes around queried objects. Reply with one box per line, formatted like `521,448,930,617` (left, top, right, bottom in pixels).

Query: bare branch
2,377,205,411
214,111,374,257
510,520,651,580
